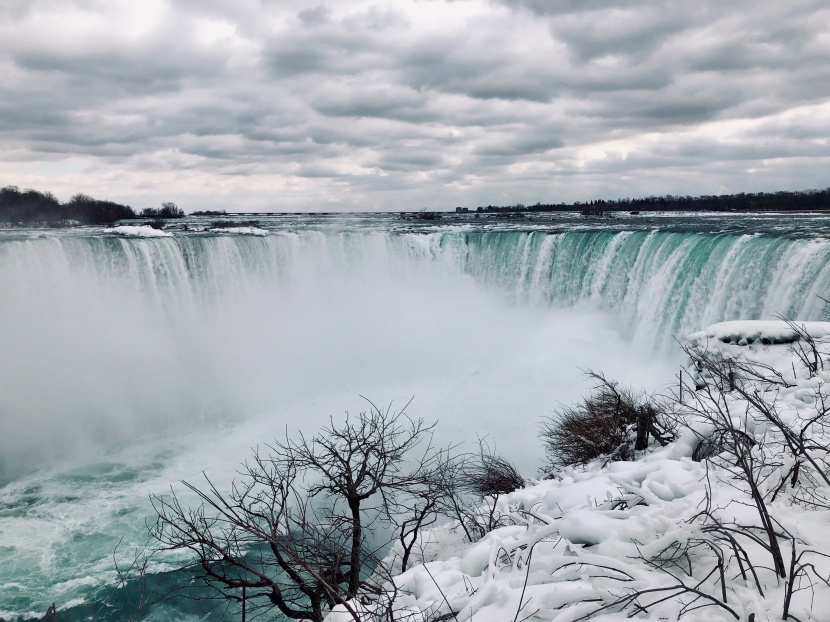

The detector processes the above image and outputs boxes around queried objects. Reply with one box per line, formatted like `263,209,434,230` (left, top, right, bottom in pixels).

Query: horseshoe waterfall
2,214,830,620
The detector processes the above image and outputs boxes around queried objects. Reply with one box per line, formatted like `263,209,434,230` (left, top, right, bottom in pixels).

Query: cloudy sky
1,0,829,212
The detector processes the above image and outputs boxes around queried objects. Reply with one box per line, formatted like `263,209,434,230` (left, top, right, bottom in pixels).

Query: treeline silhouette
5,184,830,225
0,186,188,225
140,202,184,219
1,186,136,224
474,187,830,214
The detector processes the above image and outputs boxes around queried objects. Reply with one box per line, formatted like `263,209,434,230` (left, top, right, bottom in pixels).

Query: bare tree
392,446,474,572
150,401,442,622
395,485,440,573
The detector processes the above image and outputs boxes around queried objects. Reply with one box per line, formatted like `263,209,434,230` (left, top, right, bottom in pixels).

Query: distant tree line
470,187,830,214
0,186,136,224
140,202,184,219
0,185,183,225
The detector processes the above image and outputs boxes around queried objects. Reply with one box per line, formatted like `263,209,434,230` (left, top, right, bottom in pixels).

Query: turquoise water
2,212,829,620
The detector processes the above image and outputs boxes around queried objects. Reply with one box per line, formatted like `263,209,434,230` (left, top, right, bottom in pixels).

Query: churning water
2,212,830,620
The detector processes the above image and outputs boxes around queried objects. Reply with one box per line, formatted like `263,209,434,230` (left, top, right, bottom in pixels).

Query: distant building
455,207,470,213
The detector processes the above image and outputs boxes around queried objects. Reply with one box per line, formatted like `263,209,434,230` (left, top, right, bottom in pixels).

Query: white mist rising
0,231,676,478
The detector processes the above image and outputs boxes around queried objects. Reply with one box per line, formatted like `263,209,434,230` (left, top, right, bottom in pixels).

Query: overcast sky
1,0,829,211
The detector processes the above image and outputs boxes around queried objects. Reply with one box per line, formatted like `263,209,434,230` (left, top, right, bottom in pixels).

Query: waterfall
412,229,830,343
2,228,829,475
5,230,826,341
3,224,829,620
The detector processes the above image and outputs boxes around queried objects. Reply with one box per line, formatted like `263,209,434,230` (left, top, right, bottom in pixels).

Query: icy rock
106,225,172,237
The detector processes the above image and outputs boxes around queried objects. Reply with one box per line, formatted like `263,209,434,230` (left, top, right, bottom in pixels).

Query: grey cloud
501,0,637,15
297,5,332,26
292,162,346,178
500,0,830,112
446,80,553,104
266,6,407,77
546,7,687,64
370,150,447,172
0,0,828,210
311,84,436,123
475,131,565,157
398,36,559,103
269,47,331,76
14,50,196,95
0,0,37,21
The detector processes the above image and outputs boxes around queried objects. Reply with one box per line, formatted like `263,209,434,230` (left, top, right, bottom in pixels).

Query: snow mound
366,455,716,622
106,225,172,238
350,321,830,622
688,319,830,347
209,226,268,236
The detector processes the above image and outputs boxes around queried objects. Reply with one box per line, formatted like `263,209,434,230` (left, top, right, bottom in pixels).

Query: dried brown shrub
540,371,670,469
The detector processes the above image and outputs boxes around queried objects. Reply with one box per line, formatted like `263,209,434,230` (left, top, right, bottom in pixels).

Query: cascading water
2,216,830,620
413,229,830,343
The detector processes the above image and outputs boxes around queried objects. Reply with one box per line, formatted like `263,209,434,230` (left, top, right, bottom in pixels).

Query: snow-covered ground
105,225,172,237
348,321,830,622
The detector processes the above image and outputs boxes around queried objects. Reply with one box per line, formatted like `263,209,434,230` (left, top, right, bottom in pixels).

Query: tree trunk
348,499,362,597
634,407,650,451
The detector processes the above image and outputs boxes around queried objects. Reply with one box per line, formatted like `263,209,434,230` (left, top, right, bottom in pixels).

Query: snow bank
209,226,268,236
106,225,172,238
347,320,830,622
688,319,830,347
371,455,721,622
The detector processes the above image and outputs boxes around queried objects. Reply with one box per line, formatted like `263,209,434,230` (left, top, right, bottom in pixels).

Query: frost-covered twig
674,354,789,577
783,537,830,620
573,581,740,621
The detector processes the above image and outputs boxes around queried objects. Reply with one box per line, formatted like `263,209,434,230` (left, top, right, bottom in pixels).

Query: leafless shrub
540,371,673,469
675,355,788,578
396,487,439,573
428,451,481,543
460,441,524,499
98,540,153,621
783,537,830,620
459,440,524,533
691,427,756,462
40,541,154,622
575,581,740,621
683,342,830,501
675,337,830,618
779,317,829,378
